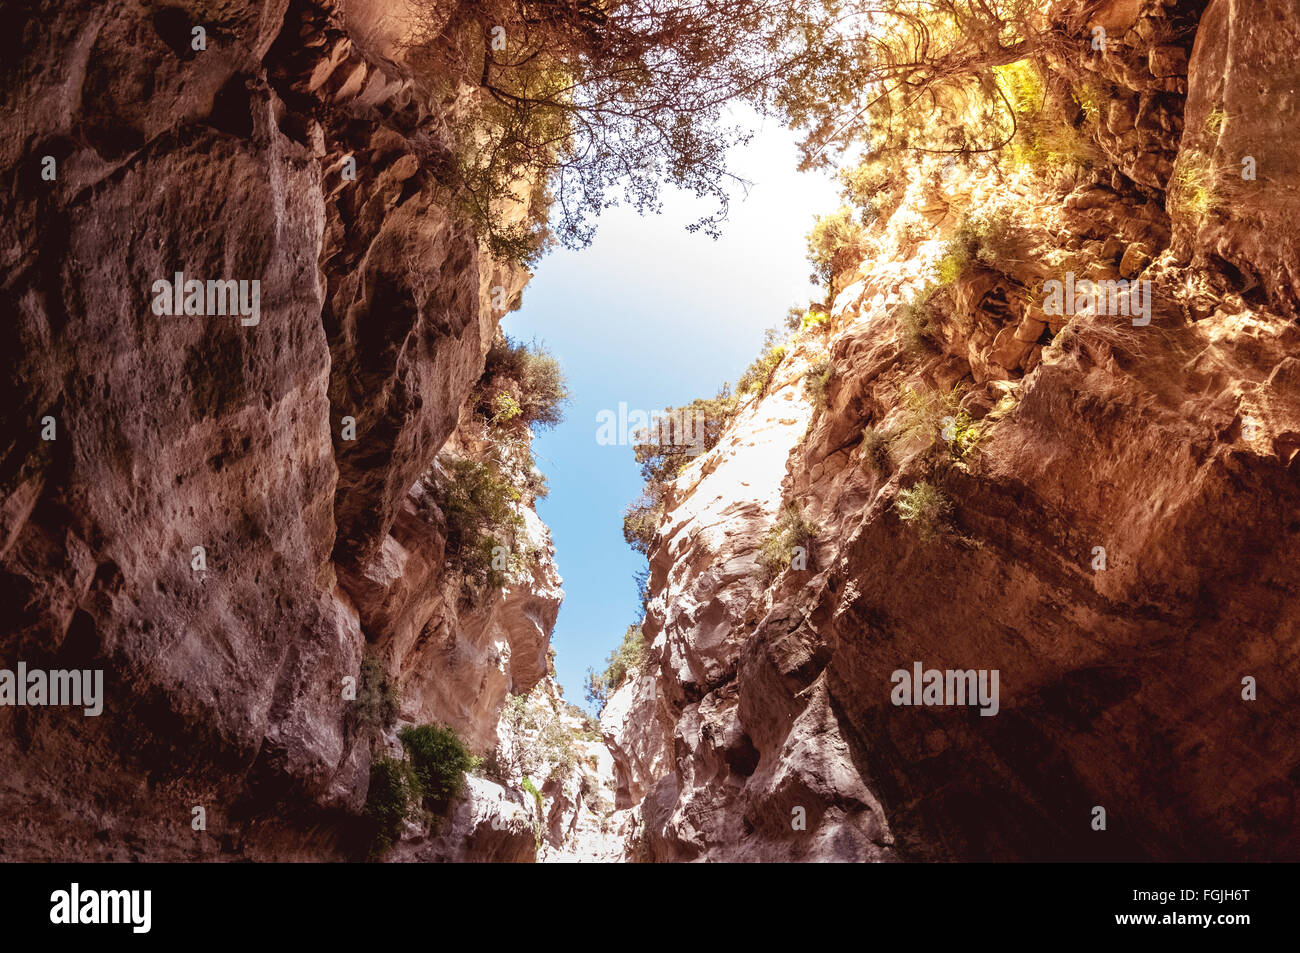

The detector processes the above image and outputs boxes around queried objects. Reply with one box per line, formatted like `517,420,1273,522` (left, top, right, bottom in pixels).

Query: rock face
2,0,1296,865
0,0,565,860
606,0,1300,862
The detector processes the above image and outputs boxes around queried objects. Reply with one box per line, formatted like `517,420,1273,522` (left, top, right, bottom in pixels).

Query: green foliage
631,385,738,488
897,285,941,352
895,482,952,539
893,383,983,461
945,411,984,461
522,775,543,813
738,329,788,397
399,723,478,810
522,775,545,845
434,456,527,595
364,757,422,859
407,0,809,262
491,393,522,425
935,208,1019,285
994,60,1101,174
400,0,1062,265
804,357,834,410
494,690,583,781
349,653,400,741
840,152,907,225
622,495,665,556
475,335,570,432
758,503,820,578
800,310,830,331
807,206,865,298
779,1,1045,168
586,625,648,712
896,384,963,450
860,427,893,473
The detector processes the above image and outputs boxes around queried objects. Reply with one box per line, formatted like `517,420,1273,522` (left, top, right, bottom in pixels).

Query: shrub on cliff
399,723,479,811
434,456,527,595
758,503,820,578
622,495,665,558
897,285,941,353
630,385,738,489
860,427,893,473
895,482,952,539
994,60,1102,174
585,625,648,711
800,310,830,332
804,357,834,410
348,653,400,743
474,335,570,432
737,329,788,397
840,152,908,225
363,757,422,859
494,690,582,781
807,206,865,301
936,208,1021,283
894,385,982,462
362,723,480,857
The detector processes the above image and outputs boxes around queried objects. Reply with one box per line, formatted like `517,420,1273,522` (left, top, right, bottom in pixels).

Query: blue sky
504,112,839,711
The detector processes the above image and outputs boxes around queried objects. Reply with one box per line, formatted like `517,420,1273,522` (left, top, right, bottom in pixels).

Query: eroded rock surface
0,0,564,860
605,0,1300,862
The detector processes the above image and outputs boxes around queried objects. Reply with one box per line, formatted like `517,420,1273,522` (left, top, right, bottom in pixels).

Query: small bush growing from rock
758,503,821,578
364,757,422,859
490,392,522,425
860,427,893,473
895,482,952,539
944,411,983,461
994,60,1102,174
807,206,865,298
622,495,665,556
521,776,545,846
473,334,570,432
804,357,834,409
738,334,788,397
936,207,1020,284
586,625,648,711
435,456,527,595
800,309,830,332
895,384,977,461
349,653,400,742
897,285,941,352
399,723,479,811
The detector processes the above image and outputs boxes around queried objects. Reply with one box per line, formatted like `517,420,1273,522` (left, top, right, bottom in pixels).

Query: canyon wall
609,0,1300,862
2,0,1295,865
0,0,575,860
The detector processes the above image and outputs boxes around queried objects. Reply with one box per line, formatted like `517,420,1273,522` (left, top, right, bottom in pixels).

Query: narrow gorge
1,0,1296,865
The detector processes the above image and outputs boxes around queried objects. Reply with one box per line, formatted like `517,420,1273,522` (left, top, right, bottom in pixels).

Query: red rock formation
609,0,1300,862
0,0,552,859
